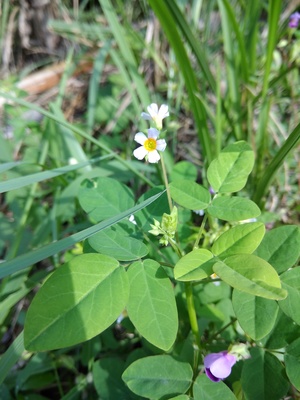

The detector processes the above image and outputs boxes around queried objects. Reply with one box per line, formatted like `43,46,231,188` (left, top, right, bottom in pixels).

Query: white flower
133,128,166,163
141,103,169,130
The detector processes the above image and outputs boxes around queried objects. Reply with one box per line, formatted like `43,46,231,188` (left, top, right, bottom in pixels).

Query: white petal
134,132,147,145
141,112,151,120
148,128,159,139
156,139,166,151
148,150,160,163
158,104,169,119
133,146,148,160
147,103,158,118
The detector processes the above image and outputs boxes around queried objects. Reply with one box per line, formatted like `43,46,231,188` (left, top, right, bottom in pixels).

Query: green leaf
170,180,211,210
193,375,236,400
264,311,300,350
252,121,300,206
170,161,198,182
0,332,24,385
78,177,134,223
241,348,289,400
207,141,254,193
278,267,300,325
212,222,265,258
93,358,132,399
0,190,165,279
147,0,213,163
207,196,261,221
232,289,278,340
135,186,169,231
213,254,287,300
88,227,148,261
174,249,214,281
127,260,178,351
285,337,300,390
24,254,129,351
0,156,111,193
0,161,22,173
254,225,300,273
122,355,193,398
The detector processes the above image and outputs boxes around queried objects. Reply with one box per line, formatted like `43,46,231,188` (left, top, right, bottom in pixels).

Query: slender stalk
185,282,201,375
193,213,208,249
160,154,173,212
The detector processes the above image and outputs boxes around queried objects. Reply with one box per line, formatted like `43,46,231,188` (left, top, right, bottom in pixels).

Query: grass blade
0,91,154,187
0,155,112,193
0,331,25,385
99,0,150,107
148,0,213,164
252,122,300,206
0,190,165,279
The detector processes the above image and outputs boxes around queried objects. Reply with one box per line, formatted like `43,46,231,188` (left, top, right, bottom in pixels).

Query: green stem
185,282,201,375
160,154,173,212
193,213,208,249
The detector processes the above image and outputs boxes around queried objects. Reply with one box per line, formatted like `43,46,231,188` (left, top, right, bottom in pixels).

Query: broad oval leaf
212,222,265,258
207,141,254,193
213,254,287,300
88,227,148,261
278,267,300,325
78,177,134,223
254,225,300,274
232,289,278,340
93,358,132,399
122,355,193,398
170,161,198,182
170,180,211,210
127,260,178,351
285,337,300,391
193,375,236,400
24,254,129,351
207,196,261,221
264,311,300,350
174,249,214,281
241,348,289,400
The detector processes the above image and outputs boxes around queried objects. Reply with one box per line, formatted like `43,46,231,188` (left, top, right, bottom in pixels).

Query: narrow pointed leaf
0,190,164,279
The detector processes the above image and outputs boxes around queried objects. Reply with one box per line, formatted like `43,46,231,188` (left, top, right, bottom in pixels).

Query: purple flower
204,351,237,382
289,12,300,28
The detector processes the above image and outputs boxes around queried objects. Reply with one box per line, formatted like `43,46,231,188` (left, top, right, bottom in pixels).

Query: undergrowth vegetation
0,0,300,399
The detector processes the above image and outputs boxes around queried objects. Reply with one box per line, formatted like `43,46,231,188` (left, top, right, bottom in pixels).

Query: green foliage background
0,0,299,399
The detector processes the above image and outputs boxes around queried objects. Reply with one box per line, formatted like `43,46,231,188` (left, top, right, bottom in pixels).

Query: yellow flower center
144,138,157,152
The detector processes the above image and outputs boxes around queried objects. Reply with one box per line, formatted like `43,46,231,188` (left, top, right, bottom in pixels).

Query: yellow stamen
144,138,157,152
